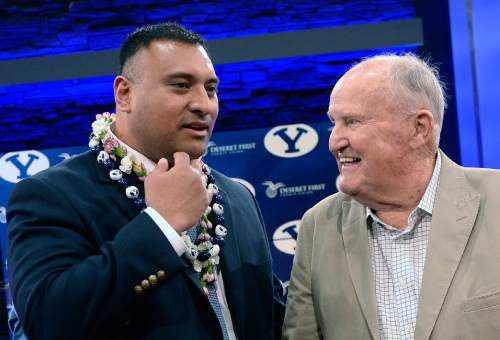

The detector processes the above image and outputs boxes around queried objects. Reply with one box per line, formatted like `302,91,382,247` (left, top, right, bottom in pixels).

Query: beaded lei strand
89,112,227,292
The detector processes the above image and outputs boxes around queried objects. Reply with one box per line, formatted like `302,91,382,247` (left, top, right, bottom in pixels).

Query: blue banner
0,120,339,327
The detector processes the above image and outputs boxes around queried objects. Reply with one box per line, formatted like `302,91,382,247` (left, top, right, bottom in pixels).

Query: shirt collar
418,151,441,215
108,126,157,175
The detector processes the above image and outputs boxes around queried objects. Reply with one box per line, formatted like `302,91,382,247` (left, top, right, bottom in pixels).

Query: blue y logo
264,124,319,158
282,224,298,240
272,220,301,255
0,150,50,183
6,153,39,179
273,127,308,153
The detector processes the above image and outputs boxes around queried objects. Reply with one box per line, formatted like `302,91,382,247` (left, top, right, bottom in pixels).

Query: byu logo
231,178,256,196
272,220,301,255
0,206,6,224
262,181,285,198
264,123,318,158
0,150,50,183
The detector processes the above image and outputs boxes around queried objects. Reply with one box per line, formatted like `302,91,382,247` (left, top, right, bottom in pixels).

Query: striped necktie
186,225,230,340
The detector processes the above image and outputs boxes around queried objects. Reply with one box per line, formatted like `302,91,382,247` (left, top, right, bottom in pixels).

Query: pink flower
103,137,119,153
202,273,215,283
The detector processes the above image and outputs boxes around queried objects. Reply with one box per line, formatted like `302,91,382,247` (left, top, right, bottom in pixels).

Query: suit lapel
216,186,246,337
93,154,209,295
342,200,379,340
414,153,480,340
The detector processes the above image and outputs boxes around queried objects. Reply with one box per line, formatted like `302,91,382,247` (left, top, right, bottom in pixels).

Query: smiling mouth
338,156,361,169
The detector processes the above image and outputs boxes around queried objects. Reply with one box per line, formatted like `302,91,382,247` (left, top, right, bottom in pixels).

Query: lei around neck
89,112,227,290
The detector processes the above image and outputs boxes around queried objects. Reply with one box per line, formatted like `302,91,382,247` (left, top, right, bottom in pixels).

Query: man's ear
114,75,132,113
410,109,434,148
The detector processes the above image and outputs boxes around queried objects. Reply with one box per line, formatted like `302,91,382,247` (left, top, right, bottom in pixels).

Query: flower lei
89,112,226,291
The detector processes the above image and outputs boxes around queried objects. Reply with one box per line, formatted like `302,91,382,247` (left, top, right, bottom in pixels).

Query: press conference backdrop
0,120,338,316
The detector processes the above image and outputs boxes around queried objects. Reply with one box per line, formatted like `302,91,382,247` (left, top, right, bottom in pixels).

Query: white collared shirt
366,153,441,340
109,129,237,339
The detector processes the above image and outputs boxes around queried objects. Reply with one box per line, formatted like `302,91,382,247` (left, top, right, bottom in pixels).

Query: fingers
173,152,190,166
201,173,208,188
152,158,169,175
190,158,202,172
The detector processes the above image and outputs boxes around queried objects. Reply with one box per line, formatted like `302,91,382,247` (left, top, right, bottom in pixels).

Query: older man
283,54,500,340
7,22,284,340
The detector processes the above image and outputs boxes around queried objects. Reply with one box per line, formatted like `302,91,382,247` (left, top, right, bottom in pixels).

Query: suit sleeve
282,208,322,340
7,176,186,340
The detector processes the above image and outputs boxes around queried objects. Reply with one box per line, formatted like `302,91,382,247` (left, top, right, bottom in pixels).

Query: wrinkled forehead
331,62,393,101
328,62,398,118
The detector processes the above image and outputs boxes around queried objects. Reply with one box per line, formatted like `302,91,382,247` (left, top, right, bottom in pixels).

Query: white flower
88,138,100,148
91,119,109,140
181,234,192,247
209,244,220,257
198,241,212,251
119,155,133,174
193,260,203,272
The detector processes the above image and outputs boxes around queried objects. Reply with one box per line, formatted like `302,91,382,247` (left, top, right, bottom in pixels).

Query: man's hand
144,152,212,233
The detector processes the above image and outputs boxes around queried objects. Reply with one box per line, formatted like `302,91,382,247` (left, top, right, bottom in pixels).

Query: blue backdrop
0,120,338,319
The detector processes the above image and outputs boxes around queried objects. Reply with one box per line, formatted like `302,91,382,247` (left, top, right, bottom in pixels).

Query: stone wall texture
0,0,415,152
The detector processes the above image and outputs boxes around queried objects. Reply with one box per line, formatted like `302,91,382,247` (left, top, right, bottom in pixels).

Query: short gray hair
354,53,447,146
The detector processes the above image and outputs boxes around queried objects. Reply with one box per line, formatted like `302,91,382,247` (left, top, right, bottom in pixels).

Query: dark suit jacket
7,151,284,340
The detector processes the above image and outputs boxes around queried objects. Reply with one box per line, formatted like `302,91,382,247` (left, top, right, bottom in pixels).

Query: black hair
118,22,209,75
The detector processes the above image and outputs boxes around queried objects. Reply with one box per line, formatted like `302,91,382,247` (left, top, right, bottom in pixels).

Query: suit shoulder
211,168,253,196
14,151,96,191
462,166,500,197
302,191,351,222
463,166,500,179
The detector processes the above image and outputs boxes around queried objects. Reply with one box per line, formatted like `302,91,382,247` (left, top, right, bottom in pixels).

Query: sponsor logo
262,181,326,199
264,123,318,158
0,206,6,224
231,178,256,196
0,150,50,183
261,181,286,198
205,141,257,157
272,220,300,255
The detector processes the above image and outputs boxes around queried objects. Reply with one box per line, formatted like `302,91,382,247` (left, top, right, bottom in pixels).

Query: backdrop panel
0,120,338,323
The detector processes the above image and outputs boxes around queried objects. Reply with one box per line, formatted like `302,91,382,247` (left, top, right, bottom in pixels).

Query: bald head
342,54,446,147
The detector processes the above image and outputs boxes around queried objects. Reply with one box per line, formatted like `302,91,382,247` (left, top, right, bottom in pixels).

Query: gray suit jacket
283,152,500,340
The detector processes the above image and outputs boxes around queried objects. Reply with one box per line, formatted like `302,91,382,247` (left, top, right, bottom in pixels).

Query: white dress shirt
366,153,441,340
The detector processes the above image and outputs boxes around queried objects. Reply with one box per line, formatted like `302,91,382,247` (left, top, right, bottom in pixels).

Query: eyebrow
166,72,220,85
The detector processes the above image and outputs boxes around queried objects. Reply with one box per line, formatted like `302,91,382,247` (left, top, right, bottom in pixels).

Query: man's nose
188,86,215,115
328,125,348,153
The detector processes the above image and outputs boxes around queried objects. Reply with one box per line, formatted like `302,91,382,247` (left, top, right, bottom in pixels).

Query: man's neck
365,153,438,230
